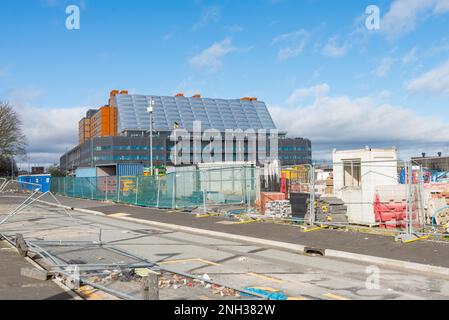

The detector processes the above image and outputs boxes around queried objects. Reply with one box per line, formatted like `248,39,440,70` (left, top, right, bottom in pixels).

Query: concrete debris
135,268,158,277
157,273,240,298
87,269,138,285
202,274,211,281
211,284,240,298
20,267,49,281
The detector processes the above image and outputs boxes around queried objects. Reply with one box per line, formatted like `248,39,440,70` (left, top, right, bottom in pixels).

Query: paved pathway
0,241,74,300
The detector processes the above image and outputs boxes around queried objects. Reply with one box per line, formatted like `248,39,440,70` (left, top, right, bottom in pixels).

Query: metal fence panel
51,166,256,210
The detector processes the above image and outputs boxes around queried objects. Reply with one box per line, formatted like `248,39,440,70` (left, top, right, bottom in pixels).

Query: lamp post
147,98,155,175
11,156,14,180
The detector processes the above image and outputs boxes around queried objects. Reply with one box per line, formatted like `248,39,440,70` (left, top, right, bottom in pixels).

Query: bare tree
0,101,27,157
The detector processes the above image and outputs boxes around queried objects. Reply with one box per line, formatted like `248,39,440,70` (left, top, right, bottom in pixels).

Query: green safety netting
51,166,257,209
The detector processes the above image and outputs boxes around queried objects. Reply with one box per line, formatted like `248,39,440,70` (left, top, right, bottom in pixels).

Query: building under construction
412,153,449,172
61,91,312,173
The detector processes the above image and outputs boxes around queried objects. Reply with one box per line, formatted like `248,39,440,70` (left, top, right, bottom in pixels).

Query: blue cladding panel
117,164,144,177
115,94,277,133
76,167,97,178
18,175,51,193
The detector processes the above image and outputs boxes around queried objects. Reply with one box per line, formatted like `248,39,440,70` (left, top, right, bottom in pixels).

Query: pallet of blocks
426,185,449,227
324,172,334,195
427,197,449,226
265,200,292,218
304,196,348,223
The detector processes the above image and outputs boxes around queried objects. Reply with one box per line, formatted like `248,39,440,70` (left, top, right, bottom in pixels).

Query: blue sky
1,0,449,165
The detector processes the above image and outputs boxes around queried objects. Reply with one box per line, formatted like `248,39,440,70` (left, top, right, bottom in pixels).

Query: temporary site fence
271,159,448,242
51,166,259,210
0,178,7,191
315,159,438,242
0,179,71,226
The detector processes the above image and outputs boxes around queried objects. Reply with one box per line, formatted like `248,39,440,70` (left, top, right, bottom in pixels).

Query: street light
11,156,14,180
147,98,155,175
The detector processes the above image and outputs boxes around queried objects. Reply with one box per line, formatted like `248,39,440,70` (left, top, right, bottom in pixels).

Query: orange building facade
78,117,91,144
78,90,126,144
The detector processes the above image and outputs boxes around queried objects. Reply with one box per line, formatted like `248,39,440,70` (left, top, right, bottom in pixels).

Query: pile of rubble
86,270,241,298
158,273,241,298
82,269,139,285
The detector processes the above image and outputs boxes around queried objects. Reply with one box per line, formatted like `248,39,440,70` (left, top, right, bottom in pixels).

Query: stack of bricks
325,173,334,195
431,188,449,204
265,200,292,218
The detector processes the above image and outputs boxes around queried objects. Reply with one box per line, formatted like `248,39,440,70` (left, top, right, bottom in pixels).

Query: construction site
3,2,449,311
3,140,449,301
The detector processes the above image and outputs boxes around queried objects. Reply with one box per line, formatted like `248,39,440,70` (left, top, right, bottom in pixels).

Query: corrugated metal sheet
117,163,144,177
18,174,51,193
76,167,97,178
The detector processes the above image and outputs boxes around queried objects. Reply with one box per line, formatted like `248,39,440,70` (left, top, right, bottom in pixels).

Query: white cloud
41,0,87,9
189,37,236,71
0,67,8,78
382,0,449,40
402,47,418,65
5,89,87,166
17,104,86,166
162,30,176,41
6,88,43,104
372,57,396,77
407,58,449,95
192,6,221,31
269,84,449,158
287,83,330,104
378,90,392,99
272,29,308,61
434,0,449,13
322,37,348,58
224,25,244,33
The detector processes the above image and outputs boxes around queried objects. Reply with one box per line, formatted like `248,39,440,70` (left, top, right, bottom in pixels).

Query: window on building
343,159,361,187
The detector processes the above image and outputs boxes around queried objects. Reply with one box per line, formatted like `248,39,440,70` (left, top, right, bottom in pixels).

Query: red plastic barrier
374,193,407,229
